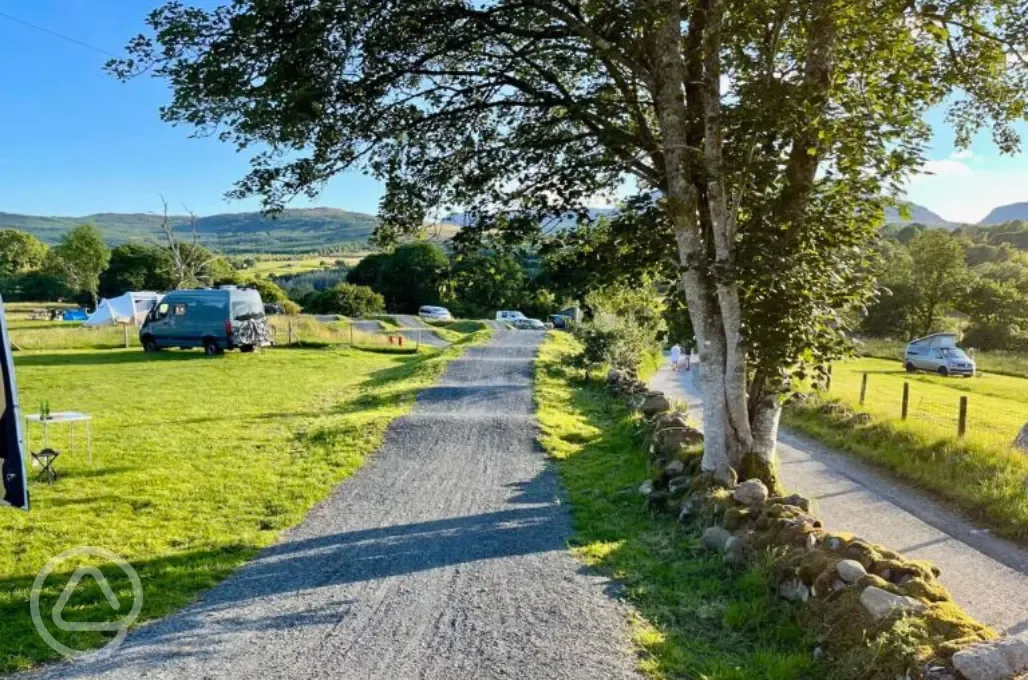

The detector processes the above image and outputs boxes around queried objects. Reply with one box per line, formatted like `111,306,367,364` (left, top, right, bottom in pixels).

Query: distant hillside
980,202,1028,225
0,208,380,254
443,207,618,231
884,202,951,227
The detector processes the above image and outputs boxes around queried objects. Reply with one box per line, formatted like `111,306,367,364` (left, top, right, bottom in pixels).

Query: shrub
307,282,385,316
281,300,302,315
573,282,665,373
246,278,289,304
574,317,657,373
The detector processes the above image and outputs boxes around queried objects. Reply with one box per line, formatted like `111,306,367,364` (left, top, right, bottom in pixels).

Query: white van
904,333,975,377
495,310,527,323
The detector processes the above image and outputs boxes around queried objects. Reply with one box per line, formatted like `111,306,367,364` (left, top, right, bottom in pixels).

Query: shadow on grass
539,358,817,679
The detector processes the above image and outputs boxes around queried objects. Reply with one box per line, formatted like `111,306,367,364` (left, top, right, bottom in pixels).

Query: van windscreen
232,298,264,320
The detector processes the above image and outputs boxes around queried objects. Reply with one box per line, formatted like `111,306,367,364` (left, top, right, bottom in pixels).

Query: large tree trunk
651,0,752,486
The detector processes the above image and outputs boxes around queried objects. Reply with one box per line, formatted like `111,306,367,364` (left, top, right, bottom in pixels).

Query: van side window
173,304,187,316
154,303,170,320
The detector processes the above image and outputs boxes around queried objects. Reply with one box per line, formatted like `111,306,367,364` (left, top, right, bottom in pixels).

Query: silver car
513,318,546,331
904,333,975,377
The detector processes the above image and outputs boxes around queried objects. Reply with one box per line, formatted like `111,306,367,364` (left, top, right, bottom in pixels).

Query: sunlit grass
535,332,817,680
0,324,489,672
786,356,1028,539
826,358,1026,451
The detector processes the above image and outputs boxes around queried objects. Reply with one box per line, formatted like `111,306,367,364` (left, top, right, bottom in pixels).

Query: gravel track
652,358,1028,634
24,331,639,679
391,315,448,348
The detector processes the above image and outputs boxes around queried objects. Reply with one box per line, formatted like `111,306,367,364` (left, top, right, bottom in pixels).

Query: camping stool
32,448,60,485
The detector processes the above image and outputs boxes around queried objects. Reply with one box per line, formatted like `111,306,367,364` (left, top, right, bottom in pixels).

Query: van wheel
905,362,915,373
240,345,255,354
937,366,949,377
142,336,160,353
203,340,221,356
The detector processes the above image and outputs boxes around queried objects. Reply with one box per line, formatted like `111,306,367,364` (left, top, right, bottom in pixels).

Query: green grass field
535,332,816,680
824,358,1027,452
785,357,1028,538
0,325,489,672
240,255,368,277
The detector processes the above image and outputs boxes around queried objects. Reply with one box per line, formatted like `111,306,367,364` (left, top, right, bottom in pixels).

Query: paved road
24,332,638,680
652,359,1028,633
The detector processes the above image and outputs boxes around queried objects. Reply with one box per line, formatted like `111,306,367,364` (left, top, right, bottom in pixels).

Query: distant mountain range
0,208,379,254
884,202,951,227
980,202,1028,225
3,198,1028,255
448,202,955,230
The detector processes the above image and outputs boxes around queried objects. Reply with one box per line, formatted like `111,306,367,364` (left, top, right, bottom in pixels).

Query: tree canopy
111,0,1028,484
52,225,111,306
99,243,177,298
0,229,48,278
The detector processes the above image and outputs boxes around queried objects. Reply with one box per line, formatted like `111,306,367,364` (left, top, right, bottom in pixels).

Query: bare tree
155,196,219,288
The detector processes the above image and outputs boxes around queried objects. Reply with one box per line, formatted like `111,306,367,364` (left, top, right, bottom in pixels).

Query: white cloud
903,165,1028,223
914,158,973,178
950,149,974,160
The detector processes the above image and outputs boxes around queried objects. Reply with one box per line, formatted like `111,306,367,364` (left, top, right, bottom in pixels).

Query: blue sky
0,2,1026,223
0,1,383,218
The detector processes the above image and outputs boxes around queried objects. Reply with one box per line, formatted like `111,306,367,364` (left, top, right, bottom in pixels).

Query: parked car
419,305,453,321
904,333,976,376
496,310,527,324
513,318,547,331
140,286,269,355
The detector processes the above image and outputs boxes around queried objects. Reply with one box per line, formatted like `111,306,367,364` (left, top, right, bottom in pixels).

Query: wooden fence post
350,323,354,347
958,396,968,438
859,372,868,406
826,365,833,392
123,324,129,349
901,382,910,420
416,328,421,352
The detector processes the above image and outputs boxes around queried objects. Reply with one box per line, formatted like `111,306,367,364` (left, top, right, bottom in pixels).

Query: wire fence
266,316,430,352
823,366,1028,452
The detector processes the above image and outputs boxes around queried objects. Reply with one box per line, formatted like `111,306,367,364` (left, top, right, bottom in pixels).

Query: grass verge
535,332,816,680
0,325,489,672
783,397,1028,540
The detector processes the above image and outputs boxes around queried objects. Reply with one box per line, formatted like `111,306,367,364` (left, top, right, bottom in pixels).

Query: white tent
84,292,163,327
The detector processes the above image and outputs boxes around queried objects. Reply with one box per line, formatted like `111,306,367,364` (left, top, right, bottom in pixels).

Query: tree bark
651,0,745,484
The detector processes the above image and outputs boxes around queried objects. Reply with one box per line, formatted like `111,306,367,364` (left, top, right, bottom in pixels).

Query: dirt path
24,332,639,679
652,358,1028,634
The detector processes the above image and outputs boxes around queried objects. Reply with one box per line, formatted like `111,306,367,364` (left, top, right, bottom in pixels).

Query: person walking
669,342,682,372
682,340,692,371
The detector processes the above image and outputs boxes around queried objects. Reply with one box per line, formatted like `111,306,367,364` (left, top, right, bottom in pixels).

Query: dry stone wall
603,369,1028,680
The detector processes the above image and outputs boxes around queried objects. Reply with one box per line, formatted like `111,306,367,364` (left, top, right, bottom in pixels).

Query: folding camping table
25,411,93,467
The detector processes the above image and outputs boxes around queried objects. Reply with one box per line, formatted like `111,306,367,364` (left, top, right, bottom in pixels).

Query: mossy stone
722,506,752,532
739,451,784,495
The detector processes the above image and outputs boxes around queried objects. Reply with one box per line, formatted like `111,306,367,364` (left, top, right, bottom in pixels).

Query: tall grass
10,326,138,351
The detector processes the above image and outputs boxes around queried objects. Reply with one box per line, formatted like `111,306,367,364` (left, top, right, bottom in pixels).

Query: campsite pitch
0,336,482,672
